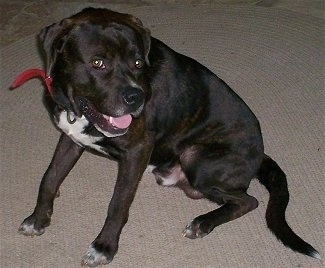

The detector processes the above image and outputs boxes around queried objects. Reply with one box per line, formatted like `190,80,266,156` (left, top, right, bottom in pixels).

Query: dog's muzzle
76,97,133,135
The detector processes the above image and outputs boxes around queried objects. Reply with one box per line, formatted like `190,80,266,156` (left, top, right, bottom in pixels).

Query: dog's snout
122,87,144,107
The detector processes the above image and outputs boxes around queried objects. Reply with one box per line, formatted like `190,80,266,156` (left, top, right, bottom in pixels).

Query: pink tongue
109,114,132,129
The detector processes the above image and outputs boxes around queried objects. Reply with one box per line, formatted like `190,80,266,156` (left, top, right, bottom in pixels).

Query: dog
15,7,320,267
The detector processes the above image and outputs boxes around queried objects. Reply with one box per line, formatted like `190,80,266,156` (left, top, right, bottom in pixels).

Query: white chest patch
56,111,107,154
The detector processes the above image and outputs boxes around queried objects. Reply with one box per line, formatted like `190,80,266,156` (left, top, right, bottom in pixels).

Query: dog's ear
127,16,151,66
39,19,72,76
39,19,78,112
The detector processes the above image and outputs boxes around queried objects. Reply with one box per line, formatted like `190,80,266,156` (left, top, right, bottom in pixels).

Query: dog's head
40,8,151,135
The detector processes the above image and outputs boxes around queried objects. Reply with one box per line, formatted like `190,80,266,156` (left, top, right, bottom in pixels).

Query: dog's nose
122,87,144,107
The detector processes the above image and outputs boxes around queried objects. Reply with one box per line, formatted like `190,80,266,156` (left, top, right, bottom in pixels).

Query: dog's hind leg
183,191,258,239
181,150,259,239
19,133,84,236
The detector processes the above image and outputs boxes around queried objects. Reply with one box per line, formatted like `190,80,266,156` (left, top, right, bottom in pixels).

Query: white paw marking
310,250,321,260
18,222,44,237
81,245,110,267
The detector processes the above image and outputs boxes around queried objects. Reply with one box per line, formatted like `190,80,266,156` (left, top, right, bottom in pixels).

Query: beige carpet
0,4,324,268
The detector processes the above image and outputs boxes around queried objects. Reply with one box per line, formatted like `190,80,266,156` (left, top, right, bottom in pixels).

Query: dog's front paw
81,244,113,267
18,221,45,237
182,218,213,239
18,214,50,237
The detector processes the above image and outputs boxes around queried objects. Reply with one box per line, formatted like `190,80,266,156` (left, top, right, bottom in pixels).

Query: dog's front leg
82,141,153,267
19,133,84,236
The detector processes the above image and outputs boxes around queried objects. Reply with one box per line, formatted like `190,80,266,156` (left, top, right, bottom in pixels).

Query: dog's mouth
75,97,132,135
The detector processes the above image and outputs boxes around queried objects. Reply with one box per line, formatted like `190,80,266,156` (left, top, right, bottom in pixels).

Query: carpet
0,4,324,268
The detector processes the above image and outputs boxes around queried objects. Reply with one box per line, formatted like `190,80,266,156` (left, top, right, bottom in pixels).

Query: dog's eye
135,59,144,69
91,59,105,69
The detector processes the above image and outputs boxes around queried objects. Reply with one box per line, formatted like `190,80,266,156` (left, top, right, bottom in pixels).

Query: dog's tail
256,154,320,259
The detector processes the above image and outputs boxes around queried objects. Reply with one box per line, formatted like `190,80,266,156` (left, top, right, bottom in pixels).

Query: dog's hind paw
18,221,45,237
81,244,112,267
182,218,213,239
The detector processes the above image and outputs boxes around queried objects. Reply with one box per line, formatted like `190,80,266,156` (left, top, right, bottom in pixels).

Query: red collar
11,69,53,95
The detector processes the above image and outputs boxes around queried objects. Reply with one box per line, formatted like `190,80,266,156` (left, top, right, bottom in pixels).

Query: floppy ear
127,16,151,66
39,19,72,76
138,25,151,67
39,19,78,113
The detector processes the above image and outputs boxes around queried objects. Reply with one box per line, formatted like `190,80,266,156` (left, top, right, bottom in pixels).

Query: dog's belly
56,110,107,155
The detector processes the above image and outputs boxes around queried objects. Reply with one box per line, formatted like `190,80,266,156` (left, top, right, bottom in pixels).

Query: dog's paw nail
18,222,45,237
182,222,196,239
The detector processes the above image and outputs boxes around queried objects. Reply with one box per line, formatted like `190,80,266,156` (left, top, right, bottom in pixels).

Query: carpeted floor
0,4,324,268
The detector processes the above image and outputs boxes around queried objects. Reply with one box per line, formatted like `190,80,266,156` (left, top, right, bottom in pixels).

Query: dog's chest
56,111,107,154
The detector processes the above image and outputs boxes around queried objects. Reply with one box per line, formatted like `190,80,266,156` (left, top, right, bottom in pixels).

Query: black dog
16,8,319,266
